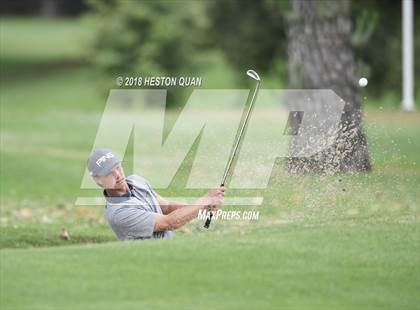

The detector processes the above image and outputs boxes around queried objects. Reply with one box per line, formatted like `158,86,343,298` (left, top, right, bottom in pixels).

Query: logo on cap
96,152,115,167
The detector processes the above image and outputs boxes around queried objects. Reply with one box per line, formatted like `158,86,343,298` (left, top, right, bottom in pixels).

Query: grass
0,17,419,309
0,17,92,80
1,222,418,309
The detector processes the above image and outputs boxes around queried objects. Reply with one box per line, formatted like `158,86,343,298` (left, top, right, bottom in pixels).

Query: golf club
204,69,261,228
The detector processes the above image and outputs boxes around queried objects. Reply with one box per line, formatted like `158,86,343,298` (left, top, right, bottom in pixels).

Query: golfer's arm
156,195,187,215
154,204,204,231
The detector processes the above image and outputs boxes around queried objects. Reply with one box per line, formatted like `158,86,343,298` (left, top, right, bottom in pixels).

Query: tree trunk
39,0,60,17
287,0,371,173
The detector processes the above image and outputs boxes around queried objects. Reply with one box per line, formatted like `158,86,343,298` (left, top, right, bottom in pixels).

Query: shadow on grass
0,57,91,84
0,223,116,249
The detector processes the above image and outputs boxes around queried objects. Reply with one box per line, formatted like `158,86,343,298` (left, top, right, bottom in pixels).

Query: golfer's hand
199,187,225,211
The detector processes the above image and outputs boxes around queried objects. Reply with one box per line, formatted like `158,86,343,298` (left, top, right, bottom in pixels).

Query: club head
246,69,260,81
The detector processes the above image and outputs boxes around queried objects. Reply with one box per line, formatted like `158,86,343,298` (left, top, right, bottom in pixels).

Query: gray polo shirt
103,175,172,240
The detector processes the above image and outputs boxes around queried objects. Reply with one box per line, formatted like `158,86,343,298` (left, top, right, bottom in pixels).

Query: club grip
203,182,224,229
203,211,213,229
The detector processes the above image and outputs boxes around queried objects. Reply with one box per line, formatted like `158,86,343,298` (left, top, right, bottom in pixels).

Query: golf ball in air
358,77,368,87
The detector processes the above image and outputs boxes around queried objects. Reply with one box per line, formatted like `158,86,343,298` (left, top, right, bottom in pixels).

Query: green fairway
1,18,419,309
1,221,419,309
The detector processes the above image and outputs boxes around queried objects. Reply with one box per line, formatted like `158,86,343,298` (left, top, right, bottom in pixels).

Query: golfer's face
98,164,126,189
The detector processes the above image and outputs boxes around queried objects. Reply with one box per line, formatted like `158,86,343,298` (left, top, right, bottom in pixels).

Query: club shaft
221,81,260,186
204,80,260,229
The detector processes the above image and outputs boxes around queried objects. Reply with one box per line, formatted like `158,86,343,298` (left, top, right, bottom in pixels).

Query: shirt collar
103,183,133,204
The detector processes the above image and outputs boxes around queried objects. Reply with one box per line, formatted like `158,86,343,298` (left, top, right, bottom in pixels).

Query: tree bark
39,0,59,17
287,0,371,173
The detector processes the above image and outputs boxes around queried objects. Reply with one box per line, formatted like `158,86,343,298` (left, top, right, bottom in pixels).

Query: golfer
87,148,225,240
